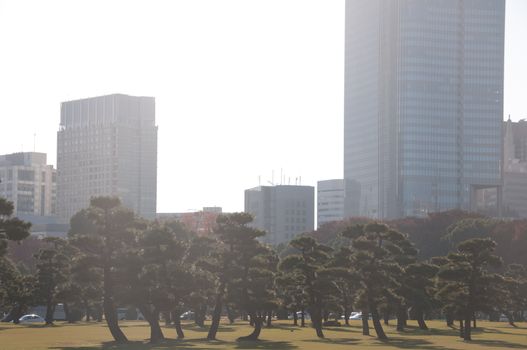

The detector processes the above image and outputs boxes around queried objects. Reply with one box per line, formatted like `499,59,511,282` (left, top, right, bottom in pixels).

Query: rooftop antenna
299,176,302,185
258,176,261,186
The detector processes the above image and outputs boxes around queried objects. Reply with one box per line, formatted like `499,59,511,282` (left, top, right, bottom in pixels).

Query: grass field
1,319,526,350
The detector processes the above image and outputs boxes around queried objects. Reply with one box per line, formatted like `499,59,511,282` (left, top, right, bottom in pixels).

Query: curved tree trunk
293,311,298,326
415,307,428,330
344,306,350,326
301,309,305,327
140,306,165,343
238,312,263,341
103,298,127,342
207,288,224,340
311,308,325,338
103,262,127,343
173,312,185,339
459,319,464,338
171,310,184,339
361,309,370,336
370,305,388,340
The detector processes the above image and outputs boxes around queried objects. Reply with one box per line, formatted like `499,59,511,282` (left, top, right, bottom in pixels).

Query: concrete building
0,152,57,217
317,179,360,228
344,0,505,219
0,152,67,236
244,185,314,245
57,94,157,220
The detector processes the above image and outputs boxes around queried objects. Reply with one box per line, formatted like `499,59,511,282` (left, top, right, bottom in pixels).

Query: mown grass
1,319,526,350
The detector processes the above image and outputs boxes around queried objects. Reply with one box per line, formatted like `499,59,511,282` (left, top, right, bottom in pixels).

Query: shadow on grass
374,338,448,350
324,326,358,333
470,339,527,349
51,338,225,350
303,337,361,345
235,340,297,349
180,323,235,333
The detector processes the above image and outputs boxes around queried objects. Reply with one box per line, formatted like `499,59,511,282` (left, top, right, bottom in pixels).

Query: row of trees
1,196,526,344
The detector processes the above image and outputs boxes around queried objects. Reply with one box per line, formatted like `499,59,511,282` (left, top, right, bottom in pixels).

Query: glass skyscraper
344,0,505,219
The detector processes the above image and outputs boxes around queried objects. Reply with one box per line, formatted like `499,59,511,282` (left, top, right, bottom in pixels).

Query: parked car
18,314,45,323
180,311,195,320
349,312,363,320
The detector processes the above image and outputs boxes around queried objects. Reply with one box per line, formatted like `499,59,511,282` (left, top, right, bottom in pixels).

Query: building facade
344,0,505,218
57,94,157,220
500,118,527,218
245,185,314,245
0,152,57,217
317,179,360,227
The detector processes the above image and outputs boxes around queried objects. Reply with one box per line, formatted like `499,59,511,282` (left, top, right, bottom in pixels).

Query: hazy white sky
0,0,526,213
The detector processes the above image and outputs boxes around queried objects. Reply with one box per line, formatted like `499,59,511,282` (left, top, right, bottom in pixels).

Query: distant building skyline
56,94,158,220
245,185,314,245
344,0,505,219
1,1,526,214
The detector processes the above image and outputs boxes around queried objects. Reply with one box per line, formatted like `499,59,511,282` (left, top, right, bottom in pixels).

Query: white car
349,312,363,320
18,314,45,323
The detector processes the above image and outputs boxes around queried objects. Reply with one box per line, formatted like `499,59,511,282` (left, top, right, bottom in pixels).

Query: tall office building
245,185,314,245
0,152,56,217
57,94,157,220
344,0,505,218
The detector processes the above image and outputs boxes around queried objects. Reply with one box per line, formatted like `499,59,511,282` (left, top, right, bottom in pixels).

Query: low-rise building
317,179,360,227
245,185,314,245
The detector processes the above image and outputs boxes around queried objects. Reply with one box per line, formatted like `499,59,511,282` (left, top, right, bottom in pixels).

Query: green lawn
1,319,526,350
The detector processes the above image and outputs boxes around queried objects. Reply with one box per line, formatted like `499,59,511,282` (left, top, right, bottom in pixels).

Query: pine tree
278,236,336,338
437,238,502,341
69,197,138,343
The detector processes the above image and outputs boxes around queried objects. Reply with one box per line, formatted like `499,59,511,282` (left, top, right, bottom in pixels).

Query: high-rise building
344,0,505,219
0,152,56,217
244,185,314,245
317,179,360,227
57,94,157,220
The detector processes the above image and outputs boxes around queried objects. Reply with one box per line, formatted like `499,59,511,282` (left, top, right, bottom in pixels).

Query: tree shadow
51,338,224,350
303,337,361,345
470,339,527,349
180,323,235,333
374,338,448,350
235,340,297,349
394,326,458,337
324,326,357,333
